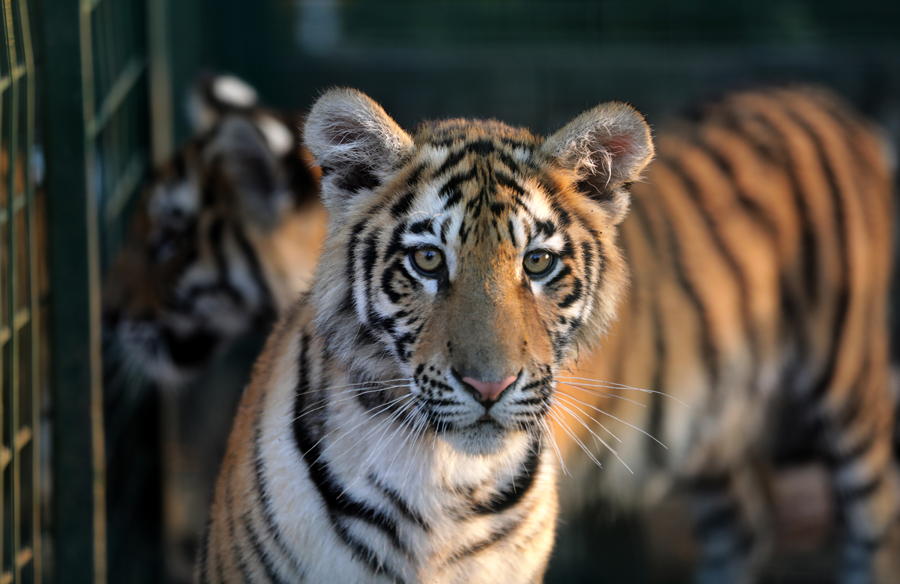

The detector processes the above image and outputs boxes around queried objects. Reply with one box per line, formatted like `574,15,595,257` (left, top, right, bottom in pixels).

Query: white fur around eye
531,233,566,254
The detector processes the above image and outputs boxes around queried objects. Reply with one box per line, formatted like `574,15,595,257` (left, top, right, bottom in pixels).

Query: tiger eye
523,250,556,277
412,247,444,275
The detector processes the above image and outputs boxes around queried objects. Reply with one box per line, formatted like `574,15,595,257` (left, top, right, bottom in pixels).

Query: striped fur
553,87,899,583
196,88,654,583
101,75,325,387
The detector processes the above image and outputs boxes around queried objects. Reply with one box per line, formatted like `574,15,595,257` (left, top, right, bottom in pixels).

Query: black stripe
390,191,417,218
254,426,306,577
465,139,498,157
214,527,227,584
369,474,431,532
233,224,278,327
224,473,260,583
628,196,660,256
292,338,408,582
824,428,877,468
779,106,851,401
507,218,518,248
837,474,884,504
435,148,470,177
403,161,427,187
650,169,721,388
446,521,518,564
335,165,380,194
382,259,420,304
432,134,533,154
346,220,368,296
688,131,780,241
408,218,435,235
547,196,572,227
361,231,382,325
534,219,555,238
724,108,820,303
662,152,760,391
647,299,666,467
801,90,882,178
208,219,244,305
242,511,294,584
495,171,525,197
471,437,542,515
544,264,572,289
557,277,583,310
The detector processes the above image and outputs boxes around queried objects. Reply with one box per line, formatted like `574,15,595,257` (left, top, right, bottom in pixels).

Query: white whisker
556,381,647,408
557,391,668,449
547,409,603,470
552,398,633,474
557,376,689,408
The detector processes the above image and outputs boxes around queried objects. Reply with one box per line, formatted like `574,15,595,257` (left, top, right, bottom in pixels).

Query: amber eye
523,250,557,277
411,247,444,276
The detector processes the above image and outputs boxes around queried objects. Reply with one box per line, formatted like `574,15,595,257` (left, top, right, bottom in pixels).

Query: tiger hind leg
689,464,776,584
818,361,900,584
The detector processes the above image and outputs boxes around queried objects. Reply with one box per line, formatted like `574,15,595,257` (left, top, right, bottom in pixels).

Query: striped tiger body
102,75,325,387
196,89,655,582
553,87,898,583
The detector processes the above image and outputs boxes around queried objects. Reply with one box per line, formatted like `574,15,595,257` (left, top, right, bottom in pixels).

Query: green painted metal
0,0,41,582
41,0,107,580
42,0,162,581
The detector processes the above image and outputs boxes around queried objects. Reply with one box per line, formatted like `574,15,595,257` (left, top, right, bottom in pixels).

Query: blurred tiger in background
101,74,325,388
553,86,899,583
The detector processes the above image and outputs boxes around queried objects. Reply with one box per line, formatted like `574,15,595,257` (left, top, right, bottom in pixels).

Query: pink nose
463,375,518,402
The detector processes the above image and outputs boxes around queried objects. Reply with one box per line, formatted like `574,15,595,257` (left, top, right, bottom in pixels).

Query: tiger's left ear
542,102,654,225
304,88,413,214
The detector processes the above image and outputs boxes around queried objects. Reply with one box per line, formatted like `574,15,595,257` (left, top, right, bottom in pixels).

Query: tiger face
103,107,322,387
306,90,653,454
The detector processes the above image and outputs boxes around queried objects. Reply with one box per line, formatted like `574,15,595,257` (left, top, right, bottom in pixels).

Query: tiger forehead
415,118,542,147
405,121,555,195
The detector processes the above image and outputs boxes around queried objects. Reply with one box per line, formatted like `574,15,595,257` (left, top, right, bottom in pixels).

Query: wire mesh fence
0,0,41,581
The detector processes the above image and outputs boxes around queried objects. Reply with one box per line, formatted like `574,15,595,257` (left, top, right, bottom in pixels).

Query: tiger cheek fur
197,88,652,584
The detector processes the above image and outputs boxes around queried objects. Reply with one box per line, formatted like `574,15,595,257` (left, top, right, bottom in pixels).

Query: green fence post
41,0,107,582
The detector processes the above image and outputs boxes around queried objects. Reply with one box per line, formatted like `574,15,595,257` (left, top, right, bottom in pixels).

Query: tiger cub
195,89,654,583
102,74,325,387
554,87,899,583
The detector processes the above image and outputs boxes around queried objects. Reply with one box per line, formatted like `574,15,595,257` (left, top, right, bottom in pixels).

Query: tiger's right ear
542,102,654,225
304,88,413,212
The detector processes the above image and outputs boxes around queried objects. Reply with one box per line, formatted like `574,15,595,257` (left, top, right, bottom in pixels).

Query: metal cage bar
0,0,40,582
42,0,107,581
43,0,159,581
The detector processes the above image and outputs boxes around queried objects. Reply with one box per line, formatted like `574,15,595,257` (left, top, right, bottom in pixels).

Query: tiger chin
195,88,653,583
